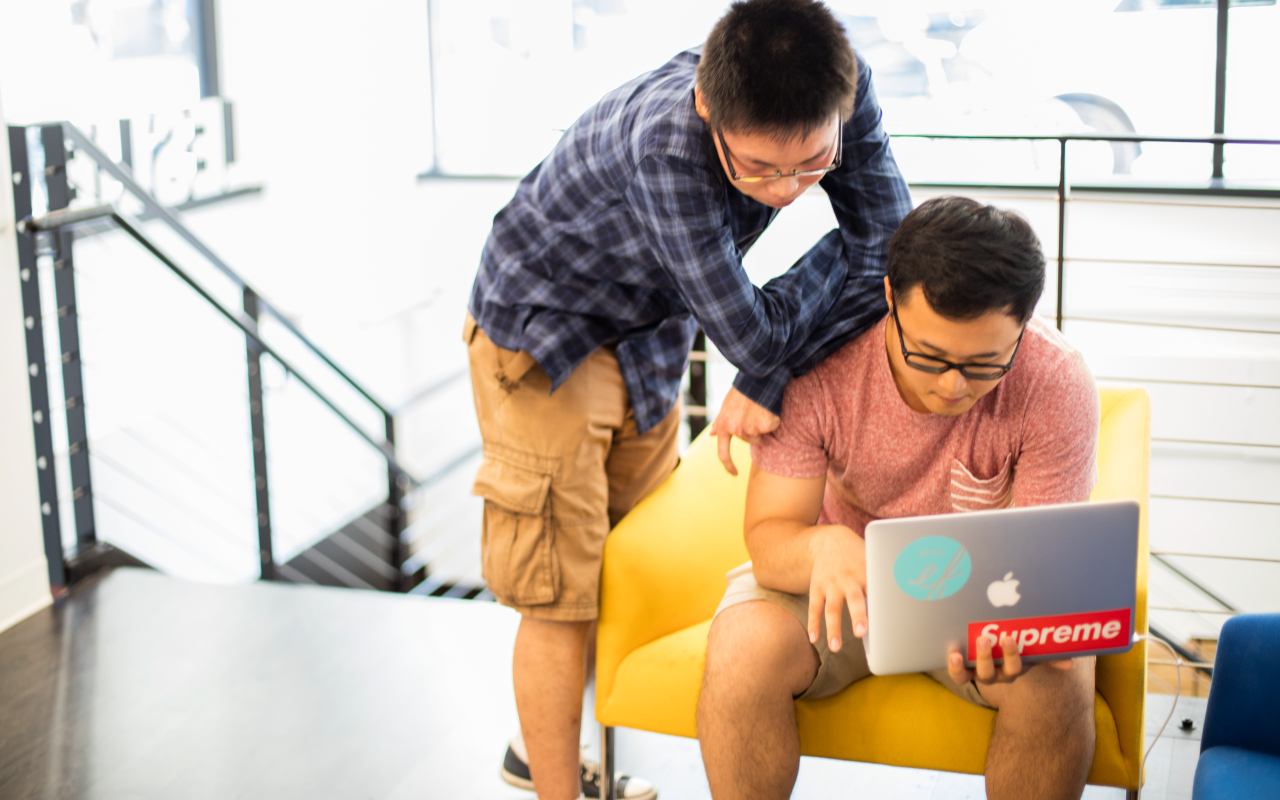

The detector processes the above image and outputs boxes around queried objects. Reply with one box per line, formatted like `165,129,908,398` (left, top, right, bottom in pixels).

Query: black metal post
1212,0,1229,181
244,288,275,579
687,329,708,438
385,413,405,590
1056,138,1069,332
41,126,99,555
10,126,67,589
600,724,616,800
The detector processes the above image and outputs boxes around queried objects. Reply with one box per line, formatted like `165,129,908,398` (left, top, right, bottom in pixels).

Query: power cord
1137,631,1186,774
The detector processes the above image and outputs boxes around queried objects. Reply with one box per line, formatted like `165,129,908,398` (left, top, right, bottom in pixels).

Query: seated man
696,196,1100,800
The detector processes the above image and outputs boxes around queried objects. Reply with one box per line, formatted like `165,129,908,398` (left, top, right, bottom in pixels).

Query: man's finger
946,648,972,686
845,586,868,639
825,593,844,652
1000,634,1023,679
807,586,823,646
716,430,737,476
974,633,996,683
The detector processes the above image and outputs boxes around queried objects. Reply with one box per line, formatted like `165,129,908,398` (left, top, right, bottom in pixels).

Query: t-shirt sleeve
1010,348,1100,507
750,369,831,479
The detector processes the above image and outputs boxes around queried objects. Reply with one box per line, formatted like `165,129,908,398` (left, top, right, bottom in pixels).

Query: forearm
745,518,817,594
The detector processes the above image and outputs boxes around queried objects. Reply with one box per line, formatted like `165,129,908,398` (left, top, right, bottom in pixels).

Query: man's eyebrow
918,338,1002,360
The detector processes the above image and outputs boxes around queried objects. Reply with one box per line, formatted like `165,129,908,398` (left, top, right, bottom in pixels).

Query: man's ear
883,276,893,308
694,87,711,123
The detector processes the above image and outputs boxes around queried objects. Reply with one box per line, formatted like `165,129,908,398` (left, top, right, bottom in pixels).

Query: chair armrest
597,433,752,707
1091,387,1151,788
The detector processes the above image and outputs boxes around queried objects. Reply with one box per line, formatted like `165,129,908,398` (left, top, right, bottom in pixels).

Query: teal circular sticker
894,535,972,601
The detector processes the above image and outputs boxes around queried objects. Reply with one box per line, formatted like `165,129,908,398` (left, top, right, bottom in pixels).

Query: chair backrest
1201,613,1280,756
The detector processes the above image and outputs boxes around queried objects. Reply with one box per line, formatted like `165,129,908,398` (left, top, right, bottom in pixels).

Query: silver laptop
862,500,1140,676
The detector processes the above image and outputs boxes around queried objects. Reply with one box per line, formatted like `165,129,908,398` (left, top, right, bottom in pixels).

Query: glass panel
0,0,202,124
1224,0,1280,185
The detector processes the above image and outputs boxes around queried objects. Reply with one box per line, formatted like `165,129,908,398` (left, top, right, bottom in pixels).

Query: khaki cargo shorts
465,316,680,621
716,562,995,707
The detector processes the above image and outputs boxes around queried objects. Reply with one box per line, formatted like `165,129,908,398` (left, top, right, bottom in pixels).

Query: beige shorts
465,316,680,621
715,563,995,708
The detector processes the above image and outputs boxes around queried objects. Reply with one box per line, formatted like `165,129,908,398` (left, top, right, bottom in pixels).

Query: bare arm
744,465,868,651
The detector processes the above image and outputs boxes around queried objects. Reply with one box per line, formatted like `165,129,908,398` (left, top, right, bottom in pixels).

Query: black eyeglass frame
715,123,843,184
890,301,1026,381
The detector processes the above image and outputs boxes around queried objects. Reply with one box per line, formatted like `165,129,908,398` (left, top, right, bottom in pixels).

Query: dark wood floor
0,567,527,800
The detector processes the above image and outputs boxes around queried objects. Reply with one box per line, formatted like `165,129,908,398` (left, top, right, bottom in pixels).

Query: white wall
0,92,53,632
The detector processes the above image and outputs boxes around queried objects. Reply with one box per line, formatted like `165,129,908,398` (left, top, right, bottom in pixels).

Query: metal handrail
1153,551,1280,565
21,203,424,487
61,124,394,419
892,132,1280,146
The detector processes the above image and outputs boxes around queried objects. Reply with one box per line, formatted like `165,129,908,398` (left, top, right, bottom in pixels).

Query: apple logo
987,571,1021,607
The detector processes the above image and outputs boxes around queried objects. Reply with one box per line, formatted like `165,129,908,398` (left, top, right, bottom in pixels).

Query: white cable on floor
1140,631,1187,773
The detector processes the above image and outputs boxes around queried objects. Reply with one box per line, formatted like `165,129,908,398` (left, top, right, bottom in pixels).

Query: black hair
696,0,856,137
887,196,1046,323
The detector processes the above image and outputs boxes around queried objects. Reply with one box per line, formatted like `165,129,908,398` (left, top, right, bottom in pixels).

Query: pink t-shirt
753,315,1098,534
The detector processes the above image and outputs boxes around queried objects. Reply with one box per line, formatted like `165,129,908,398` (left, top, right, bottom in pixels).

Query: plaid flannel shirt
469,48,912,433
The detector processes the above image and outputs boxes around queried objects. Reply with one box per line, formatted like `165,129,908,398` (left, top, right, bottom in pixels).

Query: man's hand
806,525,867,652
946,636,1076,688
710,387,780,475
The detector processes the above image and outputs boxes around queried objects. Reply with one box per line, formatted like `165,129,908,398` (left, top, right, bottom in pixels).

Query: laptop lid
862,499,1140,676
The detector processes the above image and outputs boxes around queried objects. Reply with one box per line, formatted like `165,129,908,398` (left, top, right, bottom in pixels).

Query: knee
702,602,816,700
1004,657,1097,730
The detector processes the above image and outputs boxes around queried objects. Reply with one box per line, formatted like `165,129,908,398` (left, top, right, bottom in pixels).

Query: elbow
719,339,777,377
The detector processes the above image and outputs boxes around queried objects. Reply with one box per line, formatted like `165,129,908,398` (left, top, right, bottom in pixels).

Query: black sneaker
500,742,657,799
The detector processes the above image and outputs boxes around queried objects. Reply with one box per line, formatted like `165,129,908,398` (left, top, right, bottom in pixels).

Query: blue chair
1192,613,1280,800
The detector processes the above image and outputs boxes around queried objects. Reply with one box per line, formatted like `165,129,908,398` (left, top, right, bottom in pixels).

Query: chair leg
600,724,616,800
1126,789,1140,799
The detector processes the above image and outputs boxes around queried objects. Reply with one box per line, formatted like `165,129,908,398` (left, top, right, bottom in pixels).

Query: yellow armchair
596,387,1150,797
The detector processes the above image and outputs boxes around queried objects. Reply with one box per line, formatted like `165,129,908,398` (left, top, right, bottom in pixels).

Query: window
0,0,209,124
425,1,1278,188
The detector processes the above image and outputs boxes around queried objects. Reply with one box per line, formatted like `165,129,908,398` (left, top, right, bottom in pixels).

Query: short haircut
888,196,1046,323
696,0,856,137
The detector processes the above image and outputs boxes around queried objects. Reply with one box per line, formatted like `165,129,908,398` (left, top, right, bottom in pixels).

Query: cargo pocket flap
472,456,552,515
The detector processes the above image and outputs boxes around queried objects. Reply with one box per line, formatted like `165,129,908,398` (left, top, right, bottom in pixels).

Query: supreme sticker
966,608,1131,662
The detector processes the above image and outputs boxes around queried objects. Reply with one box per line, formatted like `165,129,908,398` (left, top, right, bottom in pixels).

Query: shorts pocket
949,454,1014,512
472,448,560,606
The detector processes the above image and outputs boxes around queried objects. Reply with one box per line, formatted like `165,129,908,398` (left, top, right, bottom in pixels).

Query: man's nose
939,368,969,395
768,175,800,201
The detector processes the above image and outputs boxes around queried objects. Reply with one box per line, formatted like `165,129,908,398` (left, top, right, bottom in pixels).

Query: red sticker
967,608,1131,661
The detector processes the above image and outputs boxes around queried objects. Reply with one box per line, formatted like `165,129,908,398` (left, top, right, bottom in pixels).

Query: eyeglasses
715,123,842,184
890,301,1024,381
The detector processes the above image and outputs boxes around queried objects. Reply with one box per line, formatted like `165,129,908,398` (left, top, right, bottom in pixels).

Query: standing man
465,2,911,797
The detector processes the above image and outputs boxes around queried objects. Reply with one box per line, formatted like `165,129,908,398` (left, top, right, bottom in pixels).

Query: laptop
861,499,1140,676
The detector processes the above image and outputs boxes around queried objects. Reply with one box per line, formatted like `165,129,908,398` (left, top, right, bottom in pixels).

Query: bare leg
696,602,820,800
981,657,1097,800
514,617,593,800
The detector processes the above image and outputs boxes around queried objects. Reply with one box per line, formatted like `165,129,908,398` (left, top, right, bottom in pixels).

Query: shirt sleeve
732,56,913,411
1010,348,1100,507
750,369,831,479
625,154,848,381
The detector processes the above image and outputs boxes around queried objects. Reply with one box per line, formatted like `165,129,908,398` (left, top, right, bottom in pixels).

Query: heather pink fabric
752,314,1098,534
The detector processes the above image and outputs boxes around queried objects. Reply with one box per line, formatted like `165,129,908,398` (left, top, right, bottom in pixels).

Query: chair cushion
1193,746,1280,800
597,619,1131,786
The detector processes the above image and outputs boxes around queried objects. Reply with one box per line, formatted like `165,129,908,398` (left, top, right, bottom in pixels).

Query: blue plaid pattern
469,48,912,433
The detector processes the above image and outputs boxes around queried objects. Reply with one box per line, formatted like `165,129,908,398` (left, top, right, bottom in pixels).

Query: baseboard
0,558,52,633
